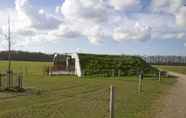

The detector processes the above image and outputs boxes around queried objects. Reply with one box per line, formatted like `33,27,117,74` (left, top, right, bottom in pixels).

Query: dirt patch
155,72,186,118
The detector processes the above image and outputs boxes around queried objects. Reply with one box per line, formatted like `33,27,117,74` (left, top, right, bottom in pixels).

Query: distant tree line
0,51,53,62
142,56,186,65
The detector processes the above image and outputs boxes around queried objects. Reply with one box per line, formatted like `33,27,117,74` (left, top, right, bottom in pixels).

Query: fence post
25,66,28,77
153,73,156,80
159,71,161,81
112,69,115,78
109,85,115,118
7,71,11,89
118,70,121,78
138,72,143,95
18,73,23,89
10,72,13,88
0,73,2,88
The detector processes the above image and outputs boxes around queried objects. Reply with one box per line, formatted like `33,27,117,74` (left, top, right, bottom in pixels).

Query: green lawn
154,65,186,75
0,61,176,118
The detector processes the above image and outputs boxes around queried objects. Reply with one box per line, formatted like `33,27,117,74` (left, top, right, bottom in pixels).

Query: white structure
50,53,82,77
69,53,82,77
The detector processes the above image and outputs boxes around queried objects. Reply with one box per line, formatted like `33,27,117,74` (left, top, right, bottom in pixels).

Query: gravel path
155,72,186,118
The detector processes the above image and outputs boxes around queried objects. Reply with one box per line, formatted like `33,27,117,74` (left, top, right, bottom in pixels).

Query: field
154,65,186,75
0,61,176,118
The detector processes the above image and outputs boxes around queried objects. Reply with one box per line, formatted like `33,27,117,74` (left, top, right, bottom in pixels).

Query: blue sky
0,0,186,56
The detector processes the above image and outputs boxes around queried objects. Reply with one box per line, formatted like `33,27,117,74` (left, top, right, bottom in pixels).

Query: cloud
48,24,82,39
0,0,63,48
176,6,186,27
0,27,2,34
58,0,152,43
55,6,61,13
61,0,111,23
1,0,186,49
15,28,37,36
59,0,113,43
110,0,141,11
177,32,186,39
150,0,184,13
85,25,107,44
150,0,186,29
184,43,186,47
58,0,186,43
113,22,151,42
15,0,62,30
151,27,186,40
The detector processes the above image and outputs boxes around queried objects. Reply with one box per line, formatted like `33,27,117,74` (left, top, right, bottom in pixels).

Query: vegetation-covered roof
78,53,158,76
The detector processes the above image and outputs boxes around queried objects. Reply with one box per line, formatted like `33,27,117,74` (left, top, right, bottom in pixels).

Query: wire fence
0,72,23,90
0,67,168,118
0,79,168,118
0,86,110,118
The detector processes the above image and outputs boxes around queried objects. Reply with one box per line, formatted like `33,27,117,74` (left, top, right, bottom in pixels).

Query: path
155,72,186,118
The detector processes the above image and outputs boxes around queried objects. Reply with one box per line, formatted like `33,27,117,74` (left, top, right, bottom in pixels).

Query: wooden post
0,74,2,88
43,66,45,77
138,72,143,95
109,85,114,118
118,69,121,78
153,73,156,80
7,71,11,89
7,16,12,90
159,71,161,81
112,69,115,78
138,76,142,95
25,66,28,77
10,72,13,88
18,73,23,89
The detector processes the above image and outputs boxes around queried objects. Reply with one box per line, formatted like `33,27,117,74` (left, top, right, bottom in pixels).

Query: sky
0,0,186,56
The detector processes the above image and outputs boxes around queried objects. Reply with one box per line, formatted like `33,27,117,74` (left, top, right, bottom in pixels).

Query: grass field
0,61,176,118
154,65,186,75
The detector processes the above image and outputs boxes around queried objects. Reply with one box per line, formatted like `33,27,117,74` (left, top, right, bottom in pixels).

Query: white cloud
15,28,36,36
113,22,151,42
110,0,141,11
55,6,61,13
176,6,186,27
59,0,113,43
1,0,186,49
38,9,44,15
15,0,62,30
61,0,111,23
59,0,152,43
184,43,186,47
150,0,184,13
150,0,186,29
48,24,82,39
177,32,186,39
151,27,186,40
85,25,106,44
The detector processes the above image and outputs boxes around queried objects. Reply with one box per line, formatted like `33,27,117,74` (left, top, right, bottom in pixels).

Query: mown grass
0,61,176,118
154,65,186,75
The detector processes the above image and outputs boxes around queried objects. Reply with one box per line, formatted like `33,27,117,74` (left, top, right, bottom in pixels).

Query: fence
0,85,111,118
0,72,23,90
0,71,168,118
81,69,161,78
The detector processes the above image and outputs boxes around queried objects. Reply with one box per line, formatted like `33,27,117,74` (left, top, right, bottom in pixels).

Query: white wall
70,53,82,77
